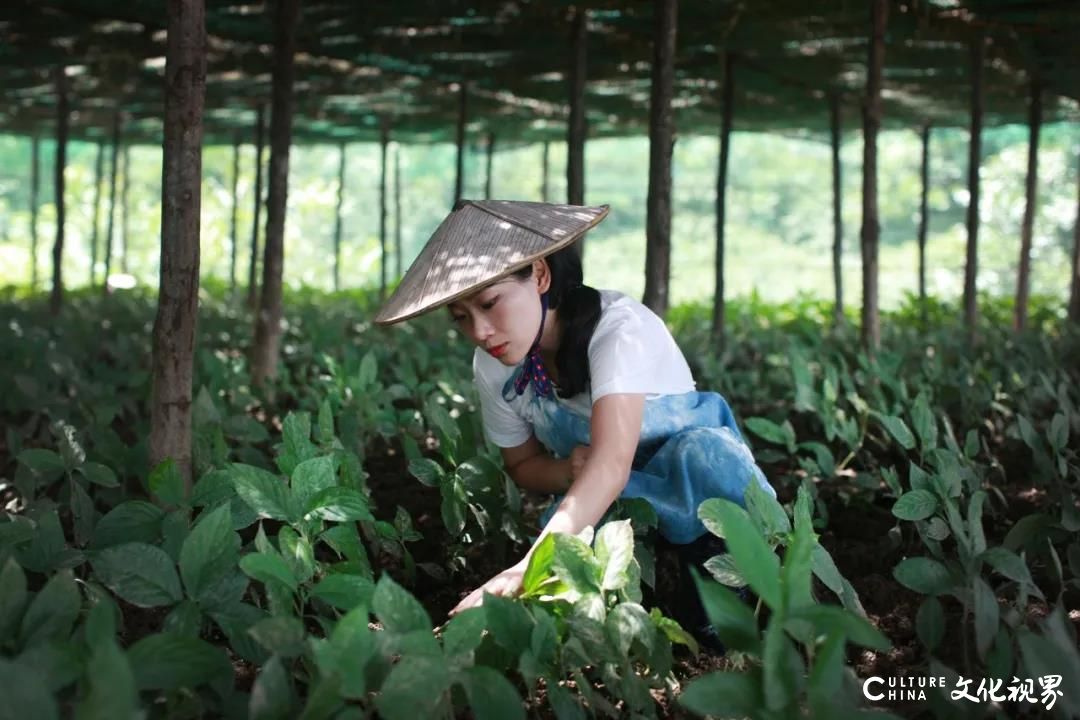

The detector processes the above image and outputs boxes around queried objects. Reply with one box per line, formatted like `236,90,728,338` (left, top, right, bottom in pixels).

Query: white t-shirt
474,289,696,448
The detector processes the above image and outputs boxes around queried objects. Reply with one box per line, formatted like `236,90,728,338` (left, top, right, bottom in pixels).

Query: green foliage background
0,124,1076,308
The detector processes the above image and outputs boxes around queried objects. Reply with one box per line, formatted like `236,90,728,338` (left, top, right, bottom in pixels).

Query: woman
375,200,774,617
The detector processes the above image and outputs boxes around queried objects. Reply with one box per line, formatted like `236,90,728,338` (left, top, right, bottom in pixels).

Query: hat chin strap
511,292,554,398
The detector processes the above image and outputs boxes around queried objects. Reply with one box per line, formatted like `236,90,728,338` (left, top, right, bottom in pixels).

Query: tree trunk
333,141,346,293
29,133,39,291
830,93,844,326
963,34,984,342
251,0,300,387
151,0,206,492
859,0,886,352
1014,79,1041,331
104,109,122,294
229,137,240,294
642,0,677,317
540,141,550,202
918,124,930,315
1071,144,1080,324
711,52,734,345
484,131,495,200
380,126,389,298
454,81,467,206
567,6,587,208
247,103,266,310
50,67,68,315
120,143,131,274
90,140,105,287
394,143,402,279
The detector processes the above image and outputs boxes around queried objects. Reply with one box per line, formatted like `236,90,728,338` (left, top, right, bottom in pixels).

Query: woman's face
447,259,551,365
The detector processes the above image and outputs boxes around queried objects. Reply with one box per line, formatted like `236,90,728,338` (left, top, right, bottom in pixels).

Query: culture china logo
862,674,1065,710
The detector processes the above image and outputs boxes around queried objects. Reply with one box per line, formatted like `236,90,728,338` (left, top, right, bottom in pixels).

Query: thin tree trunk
104,109,122,293
394,142,402,279
1014,79,1041,331
379,126,389,298
712,52,734,345
918,124,930,315
859,0,886,352
251,0,300,386
963,33,984,341
333,141,345,293
120,143,130,274
50,67,68,315
229,136,240,294
567,6,587,208
90,140,105,287
247,103,266,309
151,0,206,492
642,0,677,317
454,82,467,206
830,93,844,326
484,131,495,200
1070,143,1080,323
540,141,550,202
29,133,39,291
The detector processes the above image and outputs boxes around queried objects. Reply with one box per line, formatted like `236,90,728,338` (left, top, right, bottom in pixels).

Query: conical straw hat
374,200,609,325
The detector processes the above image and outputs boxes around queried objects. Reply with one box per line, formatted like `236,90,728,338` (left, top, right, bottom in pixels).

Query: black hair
513,246,602,398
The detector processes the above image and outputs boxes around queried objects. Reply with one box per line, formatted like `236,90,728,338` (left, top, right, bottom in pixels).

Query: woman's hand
449,559,528,616
569,444,591,481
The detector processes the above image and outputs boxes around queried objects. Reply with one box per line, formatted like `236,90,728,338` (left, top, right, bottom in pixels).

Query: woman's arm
450,393,645,614
500,436,573,494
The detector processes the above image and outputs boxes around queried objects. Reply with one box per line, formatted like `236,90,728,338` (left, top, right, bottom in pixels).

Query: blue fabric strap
512,293,554,398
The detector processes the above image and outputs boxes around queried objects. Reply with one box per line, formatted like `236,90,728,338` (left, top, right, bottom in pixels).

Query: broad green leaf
304,486,373,522
483,593,533,652
0,558,28,641
968,491,987,556
291,455,337,512
698,498,728,539
278,527,315,586
809,544,844,597
317,399,335,444
701,499,781,609
92,542,183,608
75,638,136,720
442,606,486,658
17,449,66,484
0,658,59,720
239,552,298,592
325,606,374,699
547,683,587,720
916,597,945,651
892,489,938,521
279,412,317,476
248,616,307,658
876,414,916,451
374,655,451,720
704,553,746,587
605,602,655,657
179,503,239,601
691,572,759,653
210,603,270,665
521,533,556,596
127,633,228,690
972,576,998,660
231,464,292,521
163,600,203,637
807,632,846,718
458,666,525,720
911,391,938,452
70,480,96,548
149,458,186,507
373,575,431,634
680,670,761,717
551,533,602,596
79,462,119,488
1015,414,1041,453
90,501,165,550
763,616,803,711
311,574,374,611
19,570,80,648
745,417,795,450
440,477,467,536
249,655,295,720
1048,412,1069,453
160,510,190,564
746,480,791,536
16,510,79,574
787,604,890,651
979,547,1035,587
893,556,953,596
594,519,634,591
649,607,699,654
408,458,444,488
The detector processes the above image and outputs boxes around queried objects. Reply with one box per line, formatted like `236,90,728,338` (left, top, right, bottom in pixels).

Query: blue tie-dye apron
505,375,775,544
